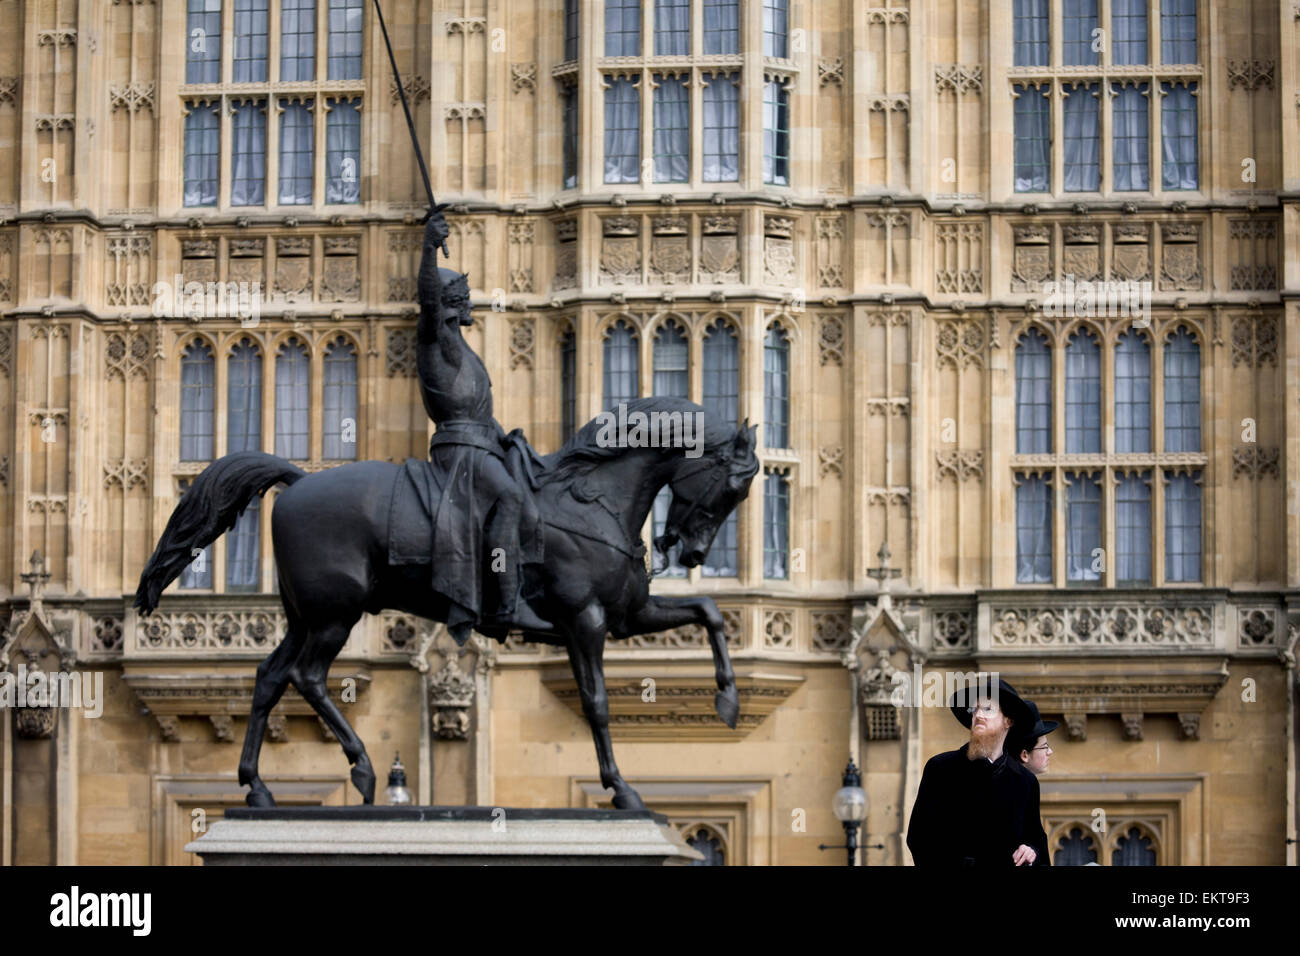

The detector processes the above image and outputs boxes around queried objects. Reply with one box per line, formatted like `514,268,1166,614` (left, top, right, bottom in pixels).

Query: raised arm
417,206,452,346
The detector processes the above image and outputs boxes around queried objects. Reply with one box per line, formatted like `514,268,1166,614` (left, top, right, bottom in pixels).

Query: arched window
702,322,740,578
1113,826,1157,866
763,470,789,579
275,338,310,460
228,338,263,453
763,324,789,449
1065,328,1101,453
323,336,358,460
1164,326,1201,452
1114,329,1150,453
602,320,639,412
684,825,726,866
1054,826,1099,866
180,340,215,461
652,321,689,398
702,320,738,426
227,495,261,591
1015,328,1051,453
559,327,577,441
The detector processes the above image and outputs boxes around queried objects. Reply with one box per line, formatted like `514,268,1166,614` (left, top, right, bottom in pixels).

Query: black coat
906,743,1051,867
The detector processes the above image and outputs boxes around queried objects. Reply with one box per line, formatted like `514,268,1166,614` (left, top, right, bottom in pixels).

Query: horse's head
655,419,760,567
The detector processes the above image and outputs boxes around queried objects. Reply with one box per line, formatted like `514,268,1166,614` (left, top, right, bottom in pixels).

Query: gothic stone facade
0,0,1297,865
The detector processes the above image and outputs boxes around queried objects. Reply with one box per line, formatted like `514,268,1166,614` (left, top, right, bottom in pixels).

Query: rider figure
417,207,552,641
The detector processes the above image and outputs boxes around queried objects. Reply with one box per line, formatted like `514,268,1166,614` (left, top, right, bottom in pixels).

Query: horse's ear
733,420,756,455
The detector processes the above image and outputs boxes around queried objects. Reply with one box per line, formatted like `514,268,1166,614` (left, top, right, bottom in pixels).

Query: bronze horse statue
134,396,759,811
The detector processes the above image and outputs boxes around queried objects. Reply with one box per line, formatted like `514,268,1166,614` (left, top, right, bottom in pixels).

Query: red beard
968,724,1004,759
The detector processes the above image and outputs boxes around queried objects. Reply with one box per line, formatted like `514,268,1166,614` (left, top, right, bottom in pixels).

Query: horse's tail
133,452,307,615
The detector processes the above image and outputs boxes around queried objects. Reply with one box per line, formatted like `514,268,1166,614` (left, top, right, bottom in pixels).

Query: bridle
657,453,731,553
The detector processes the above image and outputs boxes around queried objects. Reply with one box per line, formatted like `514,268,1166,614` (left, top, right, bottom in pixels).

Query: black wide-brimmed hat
1007,698,1059,756
948,676,1034,735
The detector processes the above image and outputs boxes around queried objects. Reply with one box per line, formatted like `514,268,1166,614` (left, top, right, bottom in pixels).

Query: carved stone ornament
428,657,475,740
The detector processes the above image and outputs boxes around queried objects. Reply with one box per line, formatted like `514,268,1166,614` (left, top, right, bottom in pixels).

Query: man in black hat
905,675,1042,866
1008,699,1059,866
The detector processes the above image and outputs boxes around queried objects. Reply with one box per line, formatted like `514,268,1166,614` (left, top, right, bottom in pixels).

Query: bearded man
905,676,1043,867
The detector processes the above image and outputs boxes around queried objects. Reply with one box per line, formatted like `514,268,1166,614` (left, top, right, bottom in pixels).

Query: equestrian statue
133,205,760,812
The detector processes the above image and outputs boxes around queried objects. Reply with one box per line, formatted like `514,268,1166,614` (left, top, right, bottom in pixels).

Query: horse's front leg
623,595,739,729
566,599,647,811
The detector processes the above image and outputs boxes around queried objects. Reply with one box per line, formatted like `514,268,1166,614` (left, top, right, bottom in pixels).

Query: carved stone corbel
1177,712,1200,740
428,657,475,740
1121,712,1144,741
1064,713,1087,741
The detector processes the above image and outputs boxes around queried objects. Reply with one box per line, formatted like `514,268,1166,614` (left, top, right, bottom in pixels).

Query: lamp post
818,758,880,865
384,752,413,805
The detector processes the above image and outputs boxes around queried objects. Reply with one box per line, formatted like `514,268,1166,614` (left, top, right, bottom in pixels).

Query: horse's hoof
612,789,649,812
715,686,740,730
351,763,376,804
245,785,277,808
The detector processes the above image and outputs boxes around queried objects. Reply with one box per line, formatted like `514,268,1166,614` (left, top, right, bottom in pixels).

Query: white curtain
1161,0,1197,64
1063,84,1100,192
1113,0,1148,65
602,322,638,411
1163,328,1201,451
1112,84,1149,191
604,80,640,184
281,0,315,81
1014,0,1049,66
275,341,310,459
1016,477,1052,583
226,497,260,590
703,322,738,425
233,0,268,83
180,341,215,461
183,105,219,207
1066,332,1101,453
327,0,363,80
326,98,361,203
231,101,266,206
186,0,222,83
764,327,789,448
1115,474,1151,583
1066,476,1101,582
228,341,262,453
763,474,788,579
703,77,739,182
323,339,357,459
704,0,739,54
1015,330,1052,453
655,0,689,55
763,0,789,57
1063,0,1098,65
279,100,314,204
653,324,689,397
1114,331,1151,452
1013,87,1050,192
605,0,640,56
653,77,689,183
1161,83,1199,190
1165,474,1201,581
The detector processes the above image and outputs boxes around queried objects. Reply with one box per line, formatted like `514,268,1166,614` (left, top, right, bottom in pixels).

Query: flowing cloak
905,743,1047,867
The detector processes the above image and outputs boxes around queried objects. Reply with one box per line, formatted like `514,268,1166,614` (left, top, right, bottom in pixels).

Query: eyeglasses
1031,743,1053,753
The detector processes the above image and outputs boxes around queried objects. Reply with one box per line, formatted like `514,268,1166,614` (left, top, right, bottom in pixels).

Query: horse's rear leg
291,622,376,804
238,625,303,807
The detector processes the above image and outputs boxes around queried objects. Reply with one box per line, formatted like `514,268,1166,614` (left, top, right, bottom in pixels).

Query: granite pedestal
185,806,704,865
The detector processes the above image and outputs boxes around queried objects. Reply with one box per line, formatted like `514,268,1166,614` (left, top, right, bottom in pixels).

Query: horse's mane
539,396,748,488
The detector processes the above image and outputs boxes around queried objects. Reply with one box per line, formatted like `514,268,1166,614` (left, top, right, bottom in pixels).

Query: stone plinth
185,806,704,865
